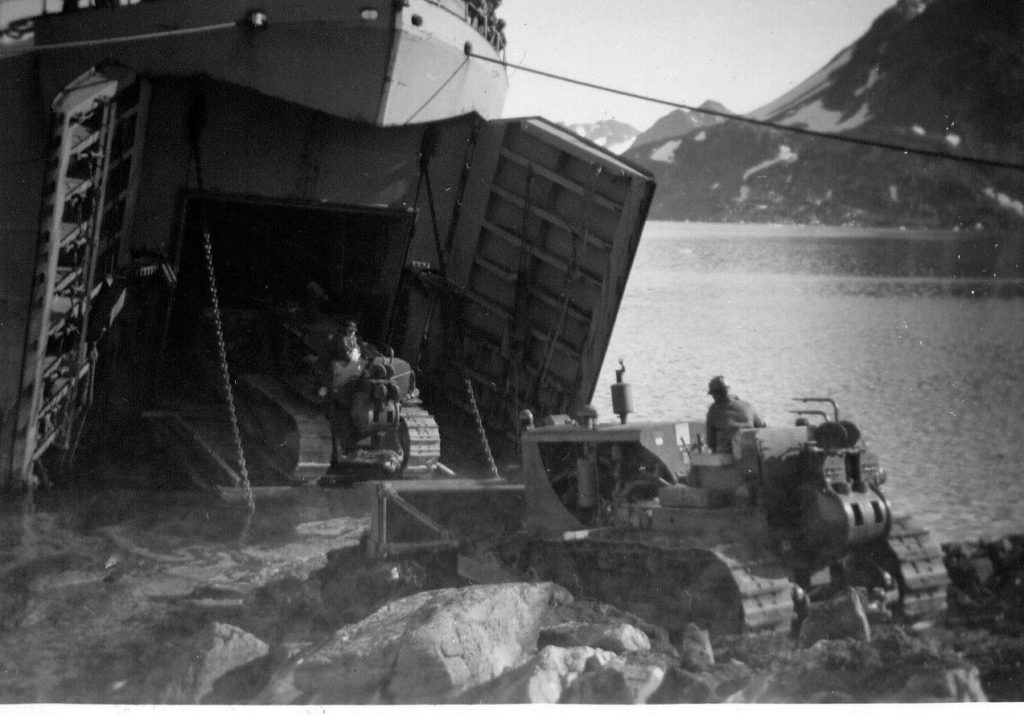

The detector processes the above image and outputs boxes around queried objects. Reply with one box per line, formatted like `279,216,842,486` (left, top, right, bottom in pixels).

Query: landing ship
0,1,655,490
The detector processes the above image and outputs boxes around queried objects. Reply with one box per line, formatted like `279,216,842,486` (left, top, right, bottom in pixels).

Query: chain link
201,227,255,516
465,378,500,480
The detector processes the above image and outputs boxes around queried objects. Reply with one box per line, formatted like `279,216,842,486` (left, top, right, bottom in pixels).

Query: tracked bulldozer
368,367,949,639
233,306,442,484
518,391,948,636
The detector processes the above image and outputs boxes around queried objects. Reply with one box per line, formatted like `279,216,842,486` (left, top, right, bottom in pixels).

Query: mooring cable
466,49,1024,173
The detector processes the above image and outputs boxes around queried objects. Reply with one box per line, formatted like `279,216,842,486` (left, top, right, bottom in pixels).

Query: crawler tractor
232,307,441,483
369,370,949,638
518,384,949,636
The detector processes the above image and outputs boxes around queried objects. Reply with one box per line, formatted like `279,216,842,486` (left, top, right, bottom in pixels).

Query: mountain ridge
621,0,1024,228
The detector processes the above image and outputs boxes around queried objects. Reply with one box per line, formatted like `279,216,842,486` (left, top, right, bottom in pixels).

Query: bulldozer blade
367,479,525,559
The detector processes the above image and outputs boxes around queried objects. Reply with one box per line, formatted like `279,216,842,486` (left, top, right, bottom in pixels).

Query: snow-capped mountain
631,101,731,150
627,0,1024,228
564,119,639,155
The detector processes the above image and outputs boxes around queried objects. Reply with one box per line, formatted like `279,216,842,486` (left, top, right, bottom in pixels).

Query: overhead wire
466,50,1024,173
28,21,237,51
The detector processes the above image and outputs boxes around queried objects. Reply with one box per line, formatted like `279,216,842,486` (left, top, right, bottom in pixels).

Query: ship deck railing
433,0,506,55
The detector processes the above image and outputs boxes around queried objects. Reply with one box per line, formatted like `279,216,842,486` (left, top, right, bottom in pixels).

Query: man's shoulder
728,396,759,417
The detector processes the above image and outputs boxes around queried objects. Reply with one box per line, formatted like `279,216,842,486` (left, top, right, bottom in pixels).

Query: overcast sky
499,0,896,130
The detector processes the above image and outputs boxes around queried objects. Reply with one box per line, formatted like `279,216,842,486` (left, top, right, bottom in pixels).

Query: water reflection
651,222,1022,282
829,278,1024,299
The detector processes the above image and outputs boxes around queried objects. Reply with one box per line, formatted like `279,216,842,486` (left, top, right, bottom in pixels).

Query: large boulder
262,581,572,704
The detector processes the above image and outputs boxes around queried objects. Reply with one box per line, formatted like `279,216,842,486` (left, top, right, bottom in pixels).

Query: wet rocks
238,576,327,643
651,658,755,703
157,622,269,704
541,597,677,655
797,587,871,647
240,575,990,704
897,667,987,702
461,645,618,703
261,581,572,704
560,652,670,704
537,621,651,654
317,541,461,629
679,622,715,669
944,536,1024,626
9,520,1024,704
721,628,986,703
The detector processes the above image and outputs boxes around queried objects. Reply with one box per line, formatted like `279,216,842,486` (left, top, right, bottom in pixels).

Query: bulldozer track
717,552,797,633
885,515,949,621
529,530,795,636
401,404,441,476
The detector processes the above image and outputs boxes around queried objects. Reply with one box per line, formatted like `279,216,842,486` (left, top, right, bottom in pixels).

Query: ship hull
17,0,507,125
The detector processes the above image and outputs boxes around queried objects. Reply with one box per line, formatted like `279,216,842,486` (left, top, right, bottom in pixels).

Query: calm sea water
594,221,1024,544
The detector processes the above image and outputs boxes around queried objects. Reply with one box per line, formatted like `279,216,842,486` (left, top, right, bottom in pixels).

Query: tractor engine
326,357,410,475
749,420,890,574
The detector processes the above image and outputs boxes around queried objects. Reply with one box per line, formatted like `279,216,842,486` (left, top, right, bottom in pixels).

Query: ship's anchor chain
201,225,256,519
465,378,500,480
188,89,254,526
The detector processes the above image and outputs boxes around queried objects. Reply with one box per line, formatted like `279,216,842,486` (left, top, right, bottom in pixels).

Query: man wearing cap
705,376,765,453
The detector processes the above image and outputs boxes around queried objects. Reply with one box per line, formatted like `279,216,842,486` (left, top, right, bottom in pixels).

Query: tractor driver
323,320,367,474
705,375,765,453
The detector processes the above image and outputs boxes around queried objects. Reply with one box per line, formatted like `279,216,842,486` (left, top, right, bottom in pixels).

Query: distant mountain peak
563,118,639,155
631,100,732,151
897,0,933,19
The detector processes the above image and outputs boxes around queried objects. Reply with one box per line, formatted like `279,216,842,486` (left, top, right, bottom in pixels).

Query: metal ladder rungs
53,266,85,295
13,69,142,488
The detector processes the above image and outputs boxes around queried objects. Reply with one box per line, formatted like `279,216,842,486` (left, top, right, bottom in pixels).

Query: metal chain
201,226,255,516
465,378,501,480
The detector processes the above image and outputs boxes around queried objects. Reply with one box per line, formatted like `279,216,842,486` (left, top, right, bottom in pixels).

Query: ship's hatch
163,195,415,393
420,117,655,459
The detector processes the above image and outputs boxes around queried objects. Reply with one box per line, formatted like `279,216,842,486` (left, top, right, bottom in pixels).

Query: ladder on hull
11,66,143,489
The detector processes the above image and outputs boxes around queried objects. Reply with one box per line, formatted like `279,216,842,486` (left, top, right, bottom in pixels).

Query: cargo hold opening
157,194,416,404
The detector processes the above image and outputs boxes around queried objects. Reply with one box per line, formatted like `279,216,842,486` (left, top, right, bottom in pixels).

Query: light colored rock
282,581,572,704
161,622,269,704
656,658,750,703
897,667,988,702
726,674,776,704
471,645,616,703
680,622,715,668
798,587,870,647
539,621,651,654
561,655,666,704
258,671,303,706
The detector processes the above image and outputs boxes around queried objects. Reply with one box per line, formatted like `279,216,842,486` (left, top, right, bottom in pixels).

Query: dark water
594,221,1024,544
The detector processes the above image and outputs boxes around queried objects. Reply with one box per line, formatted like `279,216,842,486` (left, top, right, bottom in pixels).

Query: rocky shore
0,487,1021,704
